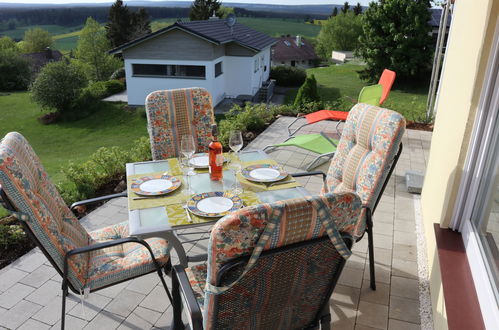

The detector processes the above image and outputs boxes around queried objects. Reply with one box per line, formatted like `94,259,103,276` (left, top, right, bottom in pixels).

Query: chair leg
61,281,68,330
367,226,376,291
172,271,185,330
319,302,331,330
157,267,173,304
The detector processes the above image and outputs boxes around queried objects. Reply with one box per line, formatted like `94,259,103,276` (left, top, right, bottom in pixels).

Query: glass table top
126,150,309,236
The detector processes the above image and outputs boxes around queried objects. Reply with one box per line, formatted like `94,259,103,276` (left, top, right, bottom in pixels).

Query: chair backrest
378,69,396,105
0,132,89,291
324,103,405,239
145,87,215,160
203,192,362,330
358,84,383,106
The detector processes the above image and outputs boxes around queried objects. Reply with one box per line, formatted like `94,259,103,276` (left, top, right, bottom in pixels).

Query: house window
254,58,259,73
215,61,223,77
291,61,296,67
132,64,205,79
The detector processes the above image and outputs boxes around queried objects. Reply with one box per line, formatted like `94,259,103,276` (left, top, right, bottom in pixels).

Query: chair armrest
291,171,327,183
172,265,203,330
63,237,164,290
70,192,127,211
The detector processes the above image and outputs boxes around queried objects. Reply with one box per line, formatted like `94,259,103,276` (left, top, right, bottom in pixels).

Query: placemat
127,171,187,210
166,190,261,226
237,159,301,192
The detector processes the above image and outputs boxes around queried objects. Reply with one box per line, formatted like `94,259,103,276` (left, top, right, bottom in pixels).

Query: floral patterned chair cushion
323,103,406,239
177,192,362,329
87,222,170,290
0,132,170,292
145,87,215,160
0,132,90,290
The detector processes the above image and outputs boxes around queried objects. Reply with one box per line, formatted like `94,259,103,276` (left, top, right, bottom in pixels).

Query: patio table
126,150,309,268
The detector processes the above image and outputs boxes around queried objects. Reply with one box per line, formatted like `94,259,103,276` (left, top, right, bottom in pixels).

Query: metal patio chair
292,103,405,290
0,132,172,329
171,192,362,330
145,87,216,160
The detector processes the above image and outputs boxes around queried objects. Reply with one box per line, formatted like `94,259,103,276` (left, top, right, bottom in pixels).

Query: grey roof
109,19,276,54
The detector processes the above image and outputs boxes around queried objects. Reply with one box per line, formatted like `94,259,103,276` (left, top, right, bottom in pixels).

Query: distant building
271,35,319,69
22,48,63,74
109,19,276,106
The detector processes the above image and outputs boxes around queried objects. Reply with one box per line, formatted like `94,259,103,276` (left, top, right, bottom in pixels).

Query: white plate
249,168,281,180
196,196,234,213
189,155,209,168
139,179,173,193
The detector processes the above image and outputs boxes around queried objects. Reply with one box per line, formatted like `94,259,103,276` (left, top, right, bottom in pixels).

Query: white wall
223,56,253,98
125,48,271,105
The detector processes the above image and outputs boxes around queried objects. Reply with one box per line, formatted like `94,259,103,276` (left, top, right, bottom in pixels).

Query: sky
0,0,375,6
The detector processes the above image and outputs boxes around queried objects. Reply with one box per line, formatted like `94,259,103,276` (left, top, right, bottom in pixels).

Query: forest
0,6,327,34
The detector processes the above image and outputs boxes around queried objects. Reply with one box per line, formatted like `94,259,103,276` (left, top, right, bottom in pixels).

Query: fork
183,204,193,223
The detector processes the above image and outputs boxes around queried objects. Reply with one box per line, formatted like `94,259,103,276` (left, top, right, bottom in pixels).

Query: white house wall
125,48,271,106
223,56,253,98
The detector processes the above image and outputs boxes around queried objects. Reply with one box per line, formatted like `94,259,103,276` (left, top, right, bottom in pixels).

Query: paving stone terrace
0,116,433,330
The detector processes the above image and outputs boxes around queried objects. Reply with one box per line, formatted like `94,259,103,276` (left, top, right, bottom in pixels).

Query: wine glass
229,131,244,194
180,135,196,176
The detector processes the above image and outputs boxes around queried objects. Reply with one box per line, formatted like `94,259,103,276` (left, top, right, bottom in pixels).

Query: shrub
105,79,125,95
60,137,151,204
0,222,26,251
0,49,31,91
270,66,307,87
30,61,87,114
294,74,320,107
84,80,125,99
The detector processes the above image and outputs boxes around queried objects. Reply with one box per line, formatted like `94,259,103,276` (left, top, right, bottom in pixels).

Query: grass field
2,17,321,52
285,64,429,121
1,24,82,40
0,92,148,183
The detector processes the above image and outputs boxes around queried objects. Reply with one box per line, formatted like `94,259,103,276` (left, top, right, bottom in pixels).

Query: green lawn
236,18,320,38
54,35,80,52
286,64,428,121
0,92,148,183
1,24,83,40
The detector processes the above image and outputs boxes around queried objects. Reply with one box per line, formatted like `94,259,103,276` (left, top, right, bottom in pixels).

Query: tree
331,7,339,17
341,2,350,14
21,27,53,53
353,2,363,15
189,0,222,21
218,6,235,18
0,36,18,51
76,17,122,81
106,1,153,47
31,61,87,114
0,49,31,91
106,0,133,48
130,8,151,40
356,0,433,82
294,74,320,107
317,11,363,57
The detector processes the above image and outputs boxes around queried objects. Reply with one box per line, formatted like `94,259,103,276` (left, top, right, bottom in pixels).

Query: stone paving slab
0,116,432,329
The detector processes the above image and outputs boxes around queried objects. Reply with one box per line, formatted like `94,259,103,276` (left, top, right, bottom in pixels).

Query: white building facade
111,20,275,106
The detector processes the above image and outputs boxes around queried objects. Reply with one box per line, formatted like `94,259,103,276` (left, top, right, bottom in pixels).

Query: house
109,19,276,106
22,47,63,74
271,35,319,68
420,0,498,328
